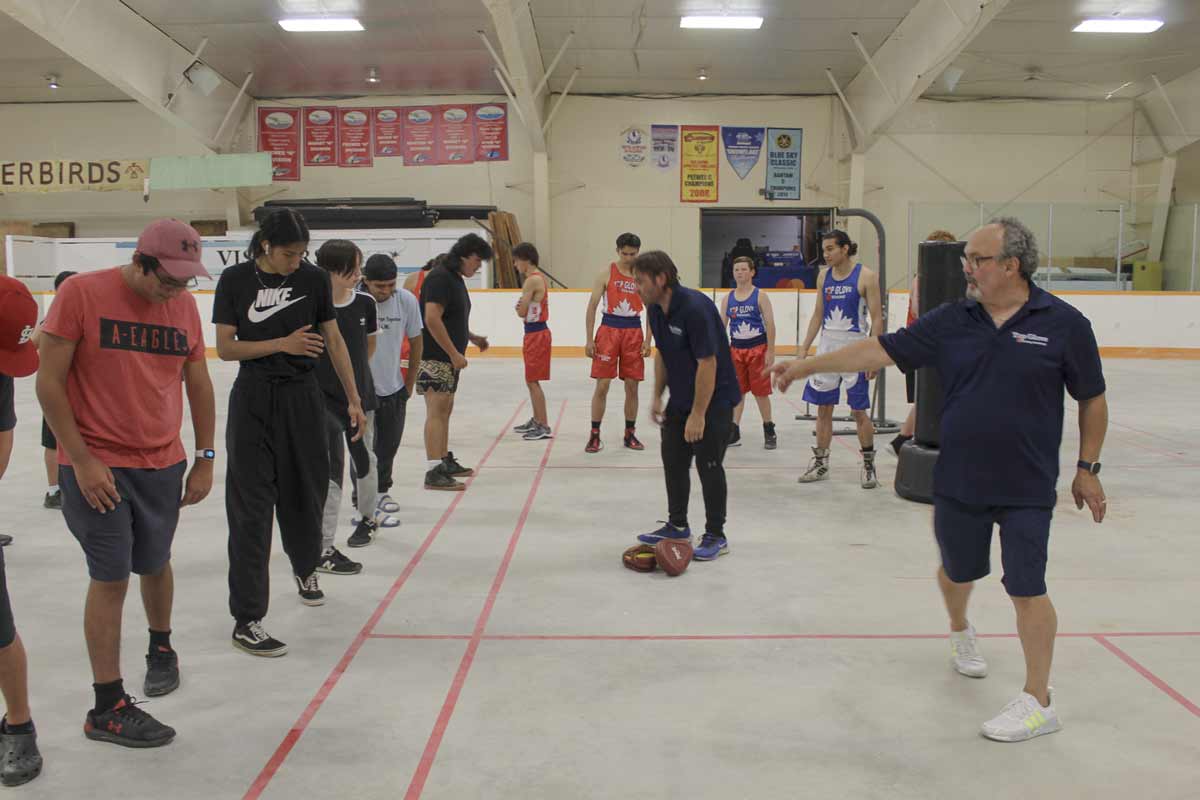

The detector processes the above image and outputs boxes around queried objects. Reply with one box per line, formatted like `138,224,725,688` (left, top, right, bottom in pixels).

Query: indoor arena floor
1,357,1197,799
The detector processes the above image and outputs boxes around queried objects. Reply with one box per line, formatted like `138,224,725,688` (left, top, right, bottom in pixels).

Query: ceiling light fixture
697,68,709,81
278,17,364,32
680,15,763,30
45,74,59,90
1073,18,1163,33
365,66,381,85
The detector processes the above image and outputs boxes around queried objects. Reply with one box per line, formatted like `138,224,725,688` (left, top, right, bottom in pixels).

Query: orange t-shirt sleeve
40,279,85,342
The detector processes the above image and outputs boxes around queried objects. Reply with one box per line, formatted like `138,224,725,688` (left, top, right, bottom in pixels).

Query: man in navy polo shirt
631,251,742,561
771,217,1108,743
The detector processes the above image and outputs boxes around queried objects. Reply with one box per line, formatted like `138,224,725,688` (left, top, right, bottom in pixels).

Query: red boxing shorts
590,324,644,381
523,327,551,383
731,343,772,398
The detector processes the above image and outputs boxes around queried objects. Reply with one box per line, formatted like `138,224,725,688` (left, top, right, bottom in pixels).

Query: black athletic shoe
425,464,465,492
143,647,180,697
0,723,42,787
764,425,778,450
318,546,363,574
232,621,287,657
43,491,61,510
347,518,377,549
295,572,325,606
0,535,11,547
83,697,175,748
441,452,475,478
727,424,742,447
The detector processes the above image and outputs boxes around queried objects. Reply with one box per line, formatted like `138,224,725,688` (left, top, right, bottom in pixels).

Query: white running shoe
981,690,1061,742
950,625,988,678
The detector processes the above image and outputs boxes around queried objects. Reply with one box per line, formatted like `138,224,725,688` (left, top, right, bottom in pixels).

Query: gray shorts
60,460,186,582
0,549,14,649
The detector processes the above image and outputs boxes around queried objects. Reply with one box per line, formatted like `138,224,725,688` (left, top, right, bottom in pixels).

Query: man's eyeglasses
153,268,198,290
961,254,1001,269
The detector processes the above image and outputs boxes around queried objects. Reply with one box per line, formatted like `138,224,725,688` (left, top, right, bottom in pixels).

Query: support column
533,152,551,262
847,152,867,242
1148,155,1177,262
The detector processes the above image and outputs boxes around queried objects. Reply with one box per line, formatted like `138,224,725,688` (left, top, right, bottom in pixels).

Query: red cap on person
0,275,39,378
134,218,210,280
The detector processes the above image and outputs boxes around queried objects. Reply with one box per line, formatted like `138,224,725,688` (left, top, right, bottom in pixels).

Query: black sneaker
728,424,742,447
347,518,377,549
43,491,61,510
295,572,324,606
442,452,475,478
425,464,465,492
764,425,778,450
83,697,175,748
318,546,363,574
143,647,180,697
0,722,42,787
232,621,287,657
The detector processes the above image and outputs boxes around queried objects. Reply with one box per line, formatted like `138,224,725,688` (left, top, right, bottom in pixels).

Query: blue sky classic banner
765,128,802,199
721,126,764,180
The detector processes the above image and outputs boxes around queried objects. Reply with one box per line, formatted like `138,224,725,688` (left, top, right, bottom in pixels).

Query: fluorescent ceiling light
278,18,364,32
680,15,763,30
1073,18,1163,33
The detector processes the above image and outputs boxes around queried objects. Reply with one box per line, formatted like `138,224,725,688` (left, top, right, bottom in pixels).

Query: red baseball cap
135,218,210,280
0,275,39,378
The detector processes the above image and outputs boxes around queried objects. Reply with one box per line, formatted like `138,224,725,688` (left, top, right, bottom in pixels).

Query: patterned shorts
416,359,461,395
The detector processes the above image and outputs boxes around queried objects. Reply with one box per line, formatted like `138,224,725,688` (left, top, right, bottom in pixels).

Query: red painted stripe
363,631,1200,641
242,401,526,800
404,400,566,800
1094,635,1200,718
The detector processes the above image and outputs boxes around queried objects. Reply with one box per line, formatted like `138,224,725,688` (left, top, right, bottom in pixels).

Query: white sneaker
351,511,401,528
798,447,830,483
981,690,1061,742
377,494,400,514
950,625,988,678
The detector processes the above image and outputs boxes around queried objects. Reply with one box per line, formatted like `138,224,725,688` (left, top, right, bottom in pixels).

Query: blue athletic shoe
693,533,729,561
637,522,691,545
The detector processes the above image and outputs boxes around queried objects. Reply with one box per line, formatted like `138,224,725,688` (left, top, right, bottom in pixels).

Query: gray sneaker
513,417,538,433
522,423,553,441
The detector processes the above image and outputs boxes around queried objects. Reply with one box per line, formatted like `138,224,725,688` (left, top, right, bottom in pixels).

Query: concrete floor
1,357,1197,799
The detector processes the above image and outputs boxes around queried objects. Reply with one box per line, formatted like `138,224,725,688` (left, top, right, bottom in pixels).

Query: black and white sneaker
295,572,325,606
318,547,363,574
43,491,61,510
347,518,377,549
232,621,287,657
727,424,742,447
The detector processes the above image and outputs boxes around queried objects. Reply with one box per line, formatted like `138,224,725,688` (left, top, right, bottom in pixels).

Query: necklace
254,258,293,290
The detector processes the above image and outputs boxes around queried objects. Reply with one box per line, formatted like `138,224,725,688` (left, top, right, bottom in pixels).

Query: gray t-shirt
369,286,423,396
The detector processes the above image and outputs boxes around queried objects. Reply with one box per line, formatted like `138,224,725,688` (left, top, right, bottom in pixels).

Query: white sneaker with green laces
950,625,988,678
981,690,1061,742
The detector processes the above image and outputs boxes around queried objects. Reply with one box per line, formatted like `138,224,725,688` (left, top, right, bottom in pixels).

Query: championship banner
402,106,438,166
372,108,403,157
619,126,649,168
651,124,678,171
257,107,300,181
765,127,802,200
473,103,509,162
436,104,476,165
680,125,719,203
0,160,148,193
337,109,373,168
302,107,338,166
722,126,764,180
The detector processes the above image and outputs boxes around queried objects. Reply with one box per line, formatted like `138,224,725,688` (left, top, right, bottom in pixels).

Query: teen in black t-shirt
212,209,366,657
416,233,492,491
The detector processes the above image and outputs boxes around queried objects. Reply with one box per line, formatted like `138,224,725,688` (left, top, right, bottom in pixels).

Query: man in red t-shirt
36,219,216,750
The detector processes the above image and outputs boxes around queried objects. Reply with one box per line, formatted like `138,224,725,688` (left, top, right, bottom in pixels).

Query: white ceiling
0,0,1198,104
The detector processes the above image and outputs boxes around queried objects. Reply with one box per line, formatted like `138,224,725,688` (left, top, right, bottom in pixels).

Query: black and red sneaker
585,431,603,453
623,429,645,451
84,697,175,748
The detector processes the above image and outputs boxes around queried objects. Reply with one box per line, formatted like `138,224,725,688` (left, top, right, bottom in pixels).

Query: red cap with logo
135,218,210,280
0,275,39,378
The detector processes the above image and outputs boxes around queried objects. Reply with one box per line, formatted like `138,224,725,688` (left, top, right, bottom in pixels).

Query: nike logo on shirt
247,287,307,323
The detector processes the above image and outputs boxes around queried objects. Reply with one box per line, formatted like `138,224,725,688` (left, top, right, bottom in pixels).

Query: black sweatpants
353,387,407,504
661,404,733,537
226,371,329,625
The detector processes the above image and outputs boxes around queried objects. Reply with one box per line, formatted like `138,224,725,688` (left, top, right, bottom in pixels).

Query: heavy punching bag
894,240,967,504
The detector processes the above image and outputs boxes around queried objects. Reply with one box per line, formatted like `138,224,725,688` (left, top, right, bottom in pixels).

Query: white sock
427,459,442,470
47,484,59,494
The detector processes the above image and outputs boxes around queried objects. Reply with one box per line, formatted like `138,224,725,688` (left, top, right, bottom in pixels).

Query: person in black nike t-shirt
213,209,366,658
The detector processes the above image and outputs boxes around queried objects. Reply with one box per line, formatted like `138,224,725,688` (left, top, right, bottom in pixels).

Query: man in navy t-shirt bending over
771,217,1108,744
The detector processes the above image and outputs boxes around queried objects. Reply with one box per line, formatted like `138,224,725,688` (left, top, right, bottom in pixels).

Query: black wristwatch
1077,459,1101,475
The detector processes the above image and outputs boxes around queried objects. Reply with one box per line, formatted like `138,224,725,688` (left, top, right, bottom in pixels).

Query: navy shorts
60,460,186,582
933,494,1053,597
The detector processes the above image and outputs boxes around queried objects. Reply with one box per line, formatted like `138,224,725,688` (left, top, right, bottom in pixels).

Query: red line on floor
242,401,526,800
404,399,567,800
1094,635,1200,718
364,631,1200,641
780,394,864,457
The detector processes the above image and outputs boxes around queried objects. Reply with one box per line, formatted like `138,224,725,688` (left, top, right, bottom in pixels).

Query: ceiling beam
481,0,548,153
1134,67,1200,163
841,0,1011,154
0,0,252,153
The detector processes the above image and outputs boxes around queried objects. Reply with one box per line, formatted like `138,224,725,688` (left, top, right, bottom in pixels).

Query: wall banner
0,160,148,193
651,124,678,171
679,125,719,203
721,126,764,180
302,107,338,166
765,127,803,200
337,109,373,168
620,126,650,168
257,107,300,181
372,108,404,157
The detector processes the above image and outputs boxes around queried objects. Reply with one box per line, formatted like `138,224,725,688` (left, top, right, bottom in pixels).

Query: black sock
625,420,635,431
93,679,125,714
149,628,172,653
1,717,34,735
764,421,775,432
591,421,601,433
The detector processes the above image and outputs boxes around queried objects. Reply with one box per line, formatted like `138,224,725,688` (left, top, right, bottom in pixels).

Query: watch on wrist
196,449,216,461
1077,459,1101,475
